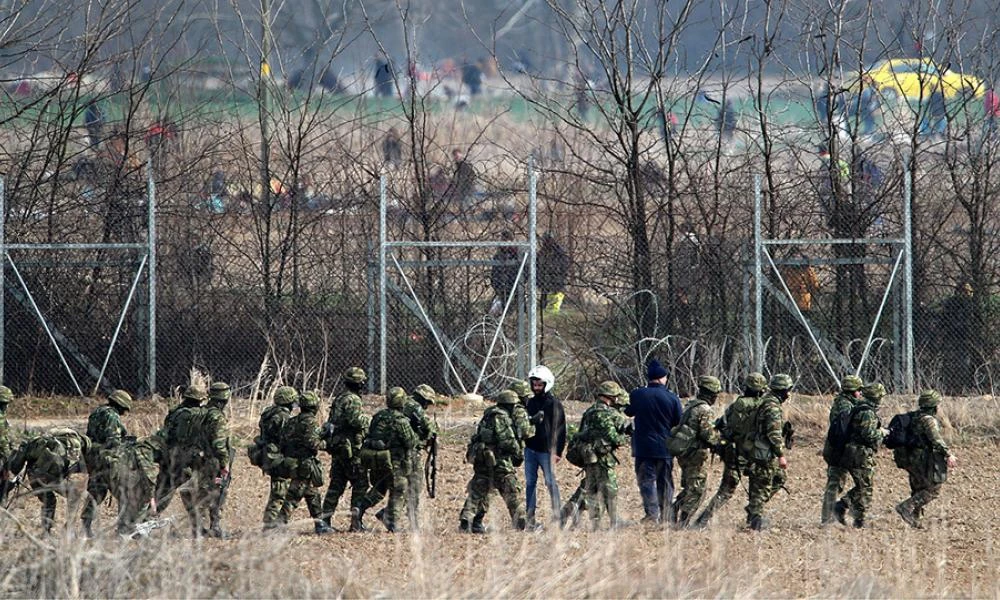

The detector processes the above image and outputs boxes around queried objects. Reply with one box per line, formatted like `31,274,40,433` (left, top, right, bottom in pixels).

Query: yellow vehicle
860,58,983,103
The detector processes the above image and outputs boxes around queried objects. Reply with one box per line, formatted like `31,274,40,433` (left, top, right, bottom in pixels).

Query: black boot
833,500,848,526
853,517,865,529
459,518,471,532
471,517,487,534
748,515,764,531
349,507,367,532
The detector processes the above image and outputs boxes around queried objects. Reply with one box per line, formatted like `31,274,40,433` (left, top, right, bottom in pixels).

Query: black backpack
827,405,862,453
884,411,918,449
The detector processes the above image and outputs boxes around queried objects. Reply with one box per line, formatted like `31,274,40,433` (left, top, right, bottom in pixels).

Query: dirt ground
2,396,998,598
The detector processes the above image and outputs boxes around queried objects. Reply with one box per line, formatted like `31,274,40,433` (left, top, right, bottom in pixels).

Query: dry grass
0,394,997,598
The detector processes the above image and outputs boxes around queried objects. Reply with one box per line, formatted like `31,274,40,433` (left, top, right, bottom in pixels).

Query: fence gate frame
0,161,157,396
373,161,539,397
750,171,914,392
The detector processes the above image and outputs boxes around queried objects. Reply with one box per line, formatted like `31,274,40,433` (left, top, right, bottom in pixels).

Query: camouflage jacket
258,405,291,445
754,394,786,460
201,405,231,464
0,408,11,464
402,398,436,444
578,401,628,467
325,391,370,452
847,399,884,450
364,408,419,466
510,404,535,446
474,405,521,469
280,411,323,460
911,410,950,457
681,397,720,450
87,405,127,450
112,434,164,488
161,400,203,448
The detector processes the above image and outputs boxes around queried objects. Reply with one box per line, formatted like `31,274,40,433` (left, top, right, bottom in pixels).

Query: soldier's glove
782,421,795,450
529,412,545,426
879,427,891,437
622,421,634,436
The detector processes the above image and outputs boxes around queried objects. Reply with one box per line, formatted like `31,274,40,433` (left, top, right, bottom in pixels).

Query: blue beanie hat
647,359,668,380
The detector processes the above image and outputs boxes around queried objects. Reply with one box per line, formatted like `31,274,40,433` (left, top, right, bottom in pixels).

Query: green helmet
863,383,886,403
698,375,722,394
840,375,863,393
274,386,298,406
209,382,232,402
918,389,941,409
0,385,12,404
509,381,532,401
299,391,320,409
596,380,624,399
387,387,407,409
182,385,207,402
344,367,367,384
769,373,794,391
109,389,132,411
744,372,767,393
412,384,438,406
495,390,519,405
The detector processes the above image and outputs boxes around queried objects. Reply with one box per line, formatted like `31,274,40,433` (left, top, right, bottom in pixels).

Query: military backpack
884,411,918,450
720,395,764,457
827,404,865,457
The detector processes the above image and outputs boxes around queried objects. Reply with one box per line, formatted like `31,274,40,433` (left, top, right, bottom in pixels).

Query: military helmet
509,381,532,400
387,386,407,409
108,389,132,411
840,375,863,393
495,390,519,405
182,385,207,402
274,386,298,406
698,375,722,394
0,385,12,404
596,380,624,399
298,390,320,409
209,381,232,402
343,367,367,384
412,384,438,406
863,382,886,402
769,373,794,391
744,372,767,393
918,389,941,409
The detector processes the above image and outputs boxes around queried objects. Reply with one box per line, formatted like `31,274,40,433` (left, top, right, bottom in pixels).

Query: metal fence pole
903,168,914,391
366,240,376,395
528,157,538,369
146,159,157,395
379,172,388,397
753,173,763,371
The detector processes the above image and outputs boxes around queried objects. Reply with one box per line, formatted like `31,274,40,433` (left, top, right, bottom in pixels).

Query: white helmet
527,365,555,393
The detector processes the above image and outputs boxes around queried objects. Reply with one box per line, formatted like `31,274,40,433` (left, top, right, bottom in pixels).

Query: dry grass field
0,393,997,598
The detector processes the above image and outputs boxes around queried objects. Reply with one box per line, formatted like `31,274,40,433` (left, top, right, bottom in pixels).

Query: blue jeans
635,457,675,521
524,448,560,520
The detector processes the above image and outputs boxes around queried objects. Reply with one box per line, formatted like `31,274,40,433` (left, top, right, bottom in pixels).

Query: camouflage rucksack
666,400,707,458
166,406,207,448
719,395,764,458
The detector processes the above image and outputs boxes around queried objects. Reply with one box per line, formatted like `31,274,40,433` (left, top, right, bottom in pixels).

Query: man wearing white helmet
523,365,567,529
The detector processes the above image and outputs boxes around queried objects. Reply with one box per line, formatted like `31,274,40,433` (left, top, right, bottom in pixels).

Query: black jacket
525,392,567,457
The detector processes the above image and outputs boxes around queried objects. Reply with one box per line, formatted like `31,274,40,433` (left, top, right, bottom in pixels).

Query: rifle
0,471,22,509
423,433,438,499
216,440,236,511
782,421,795,450
130,516,175,539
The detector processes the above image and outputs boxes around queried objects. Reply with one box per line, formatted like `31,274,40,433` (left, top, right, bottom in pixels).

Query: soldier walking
669,375,722,527
279,391,329,534
572,381,631,530
110,434,165,535
744,374,792,531
260,386,296,531
834,382,886,528
821,375,863,525
10,428,89,534
82,389,132,536
155,385,205,512
196,382,233,537
320,368,371,531
458,390,528,533
894,390,957,528
353,388,418,533
402,384,438,530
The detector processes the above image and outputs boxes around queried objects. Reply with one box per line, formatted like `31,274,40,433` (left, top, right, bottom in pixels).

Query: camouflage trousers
111,468,155,534
560,477,588,525
822,464,851,523
746,460,786,521
582,463,618,528
321,452,368,523
154,453,195,512
262,477,290,529
281,478,324,526
674,450,710,523
899,469,942,523
842,462,875,521
30,476,73,534
81,466,112,532
695,456,744,526
407,448,424,530
358,461,409,531
459,464,525,529
188,457,226,534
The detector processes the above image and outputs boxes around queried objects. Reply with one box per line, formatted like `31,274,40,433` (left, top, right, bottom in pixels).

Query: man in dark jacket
625,359,683,523
524,365,566,528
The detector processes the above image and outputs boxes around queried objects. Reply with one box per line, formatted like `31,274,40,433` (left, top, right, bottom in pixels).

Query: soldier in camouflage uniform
401,383,438,530
895,390,957,528
278,390,329,533
458,390,528,533
320,368,371,531
155,385,205,511
0,387,13,491
10,428,89,533
821,374,863,525
693,372,767,528
576,381,630,530
835,382,885,528
195,382,233,537
110,433,165,535
353,387,418,532
81,389,132,536
261,385,296,531
671,375,722,527
744,373,792,531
